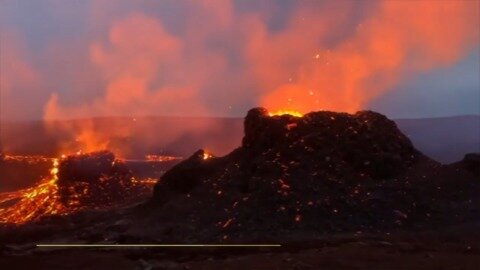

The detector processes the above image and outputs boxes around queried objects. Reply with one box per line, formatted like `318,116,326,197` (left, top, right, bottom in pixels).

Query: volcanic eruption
0,1,478,268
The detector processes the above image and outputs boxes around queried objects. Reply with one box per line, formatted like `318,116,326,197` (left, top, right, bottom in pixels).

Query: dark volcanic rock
58,151,131,185
455,153,480,177
241,108,419,179
145,108,480,242
57,151,142,207
157,150,218,194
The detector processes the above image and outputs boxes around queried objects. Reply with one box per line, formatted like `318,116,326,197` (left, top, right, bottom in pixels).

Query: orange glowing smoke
42,108,112,156
74,124,110,153
28,1,477,154
250,1,479,114
42,13,211,156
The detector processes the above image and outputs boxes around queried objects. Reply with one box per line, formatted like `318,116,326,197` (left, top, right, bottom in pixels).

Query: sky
1,0,479,121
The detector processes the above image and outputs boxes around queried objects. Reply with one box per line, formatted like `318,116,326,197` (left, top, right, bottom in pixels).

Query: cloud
0,31,45,121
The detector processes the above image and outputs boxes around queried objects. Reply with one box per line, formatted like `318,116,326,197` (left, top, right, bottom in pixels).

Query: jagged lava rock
58,151,142,207
58,151,129,184
145,108,479,242
242,108,419,179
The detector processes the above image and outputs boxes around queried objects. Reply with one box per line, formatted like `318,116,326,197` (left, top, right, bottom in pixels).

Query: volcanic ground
136,108,480,243
1,108,479,269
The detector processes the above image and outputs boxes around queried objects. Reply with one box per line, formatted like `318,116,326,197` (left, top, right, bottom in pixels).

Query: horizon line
3,113,480,123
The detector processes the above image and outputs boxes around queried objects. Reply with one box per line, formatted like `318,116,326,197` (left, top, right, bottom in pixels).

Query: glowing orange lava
145,154,183,162
0,158,70,224
202,152,212,160
0,154,157,224
2,154,52,164
268,110,303,117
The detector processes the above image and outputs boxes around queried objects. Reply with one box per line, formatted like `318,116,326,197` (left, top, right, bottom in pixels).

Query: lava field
1,108,479,247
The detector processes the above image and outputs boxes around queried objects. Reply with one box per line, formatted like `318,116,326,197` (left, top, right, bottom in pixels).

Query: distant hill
396,115,480,163
1,115,478,163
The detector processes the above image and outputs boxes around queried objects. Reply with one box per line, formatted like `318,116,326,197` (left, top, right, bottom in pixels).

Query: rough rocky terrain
57,151,147,207
1,108,479,269
142,108,480,242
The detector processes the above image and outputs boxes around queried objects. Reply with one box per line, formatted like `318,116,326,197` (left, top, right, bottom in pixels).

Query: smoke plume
0,0,477,155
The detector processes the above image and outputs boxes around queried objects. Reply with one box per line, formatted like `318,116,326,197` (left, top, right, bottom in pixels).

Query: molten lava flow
268,110,303,117
0,152,157,224
0,158,69,224
145,154,183,162
203,152,212,160
131,177,158,185
2,154,52,164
